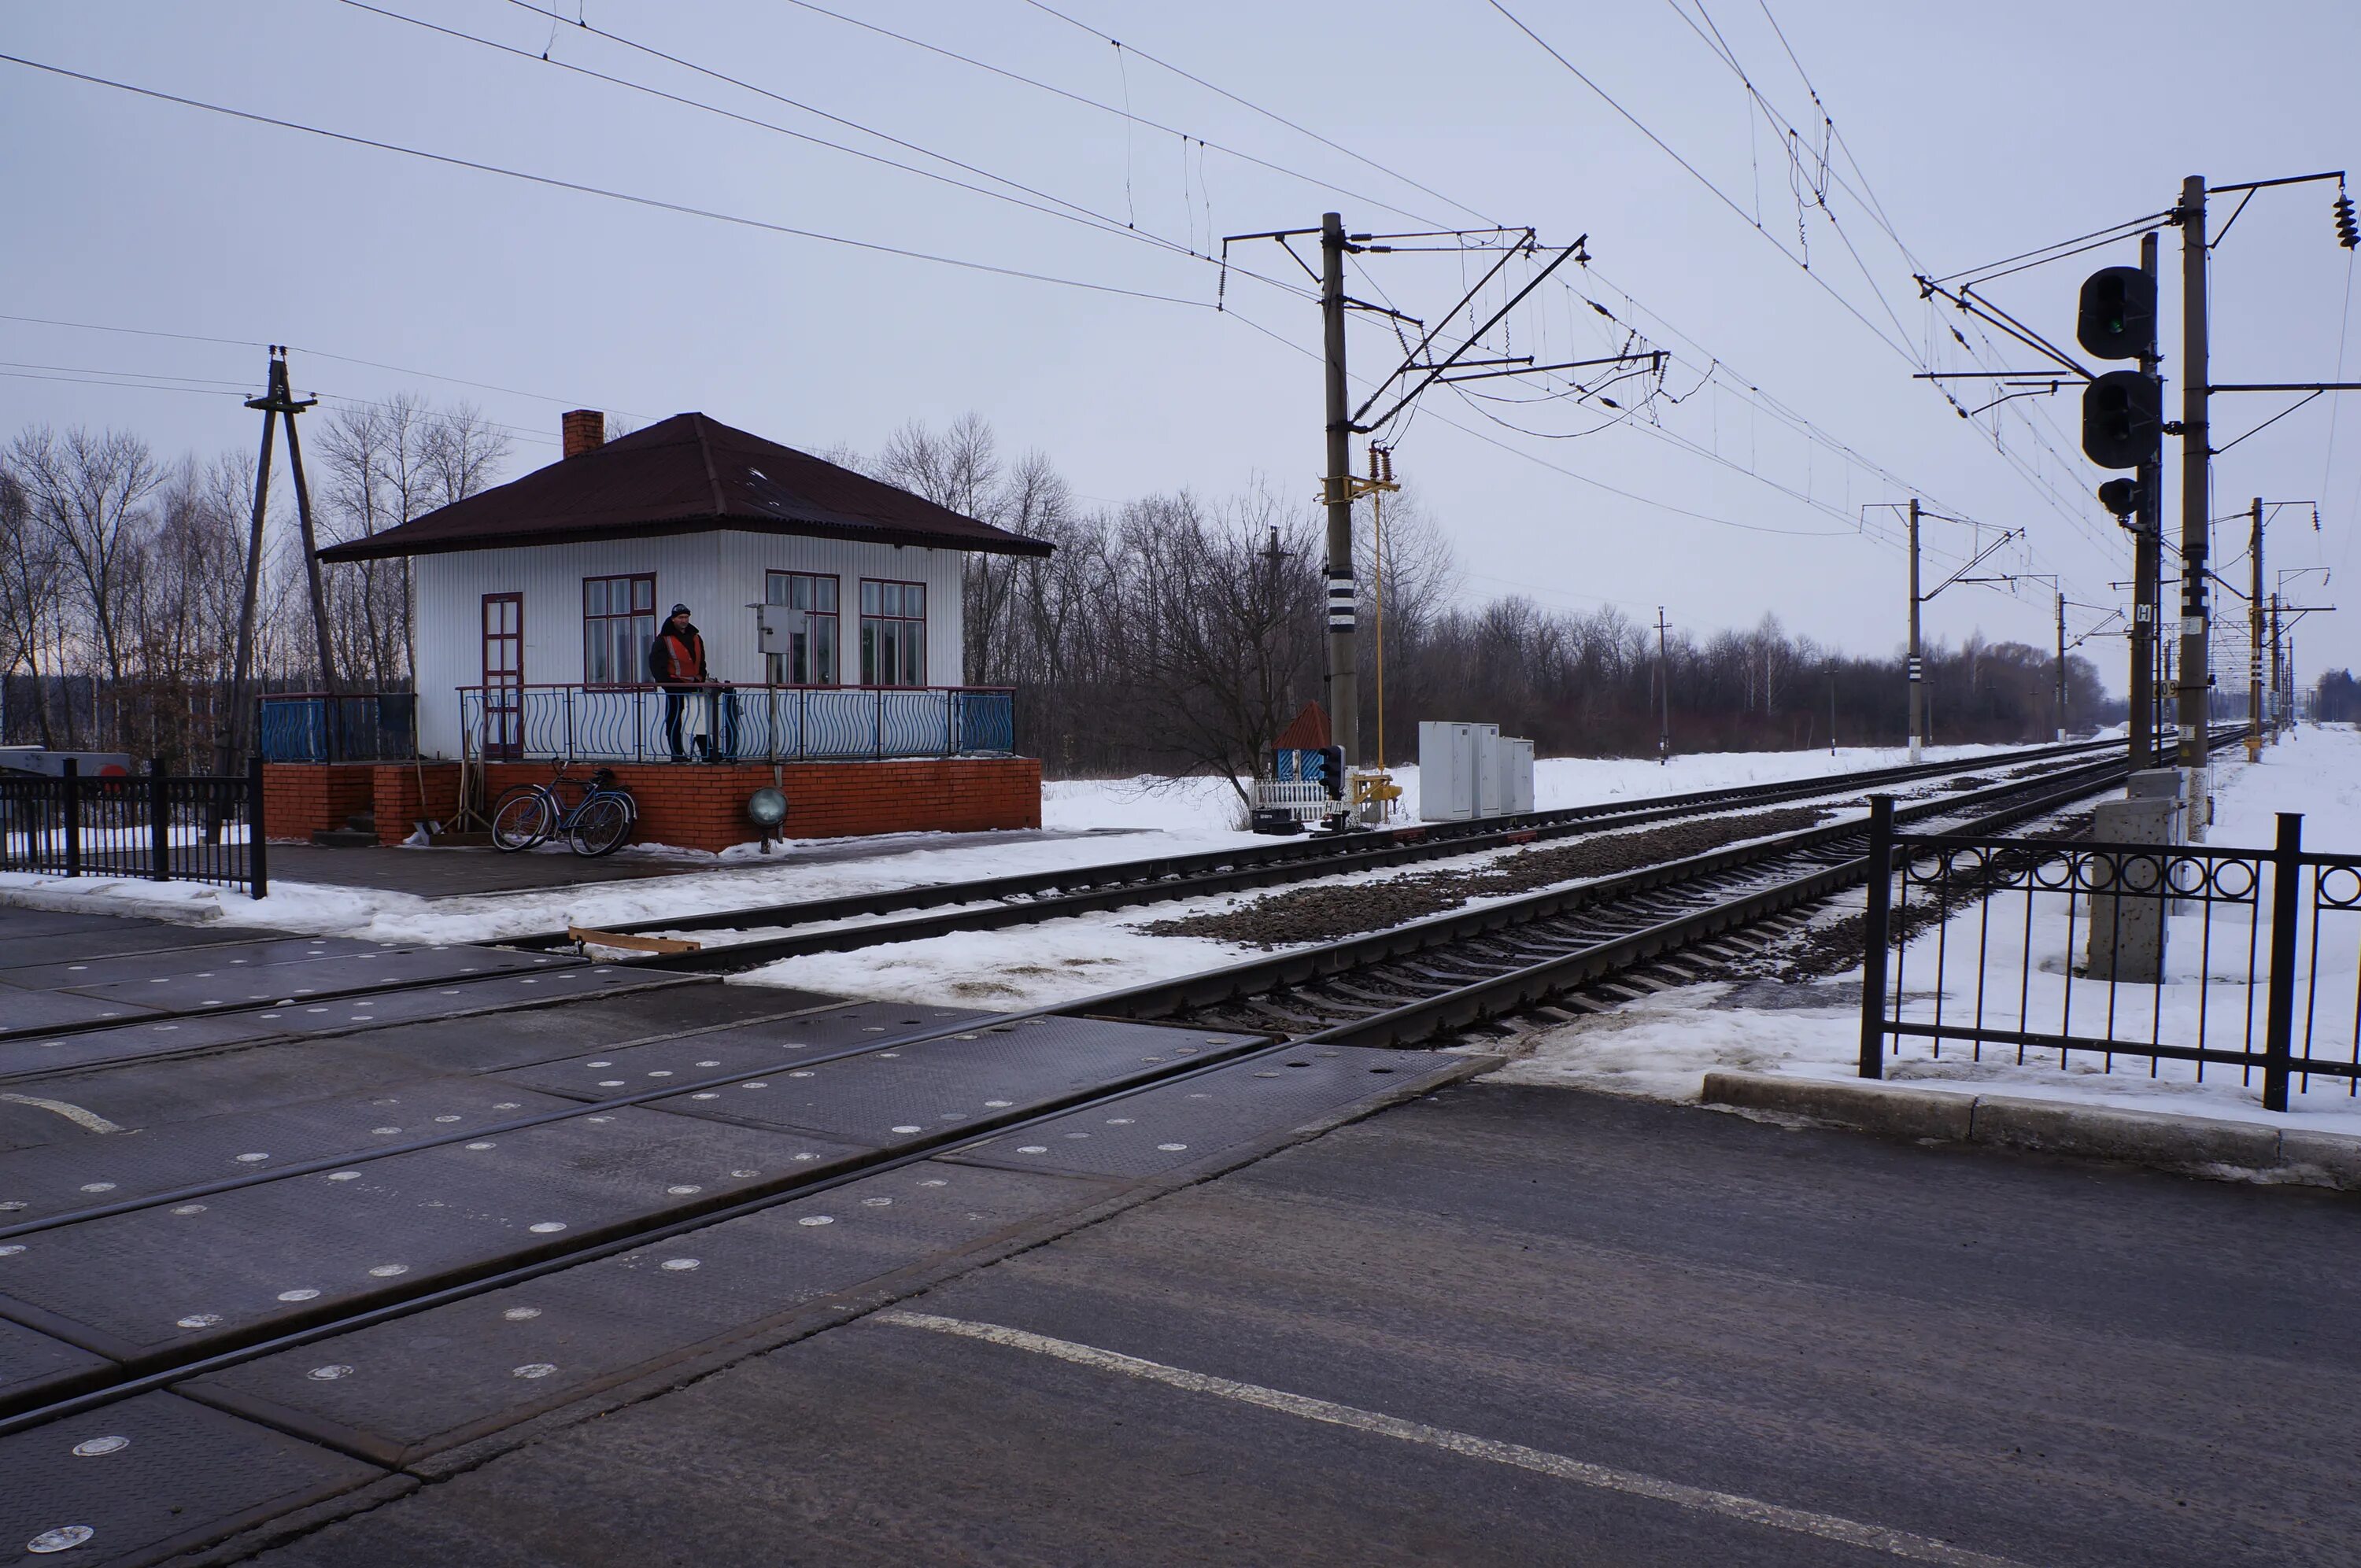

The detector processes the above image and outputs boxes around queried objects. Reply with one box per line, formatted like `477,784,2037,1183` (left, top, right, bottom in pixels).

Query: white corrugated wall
412,532,970,758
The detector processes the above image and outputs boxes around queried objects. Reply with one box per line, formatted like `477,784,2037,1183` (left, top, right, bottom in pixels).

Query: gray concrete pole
1907,498,1923,762
1321,212,1358,769
2176,175,2211,828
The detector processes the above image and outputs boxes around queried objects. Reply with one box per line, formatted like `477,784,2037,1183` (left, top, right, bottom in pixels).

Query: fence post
874,688,884,758
61,757,81,879
148,757,170,882
1858,793,1895,1079
2261,810,2304,1112
247,752,269,898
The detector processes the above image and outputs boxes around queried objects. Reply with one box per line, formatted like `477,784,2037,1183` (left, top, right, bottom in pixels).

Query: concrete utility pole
1906,498,1923,762
2054,588,2068,740
2129,230,2163,771
2175,175,2212,830
1656,607,1672,764
2270,592,2285,737
2248,496,2265,760
1318,212,1359,769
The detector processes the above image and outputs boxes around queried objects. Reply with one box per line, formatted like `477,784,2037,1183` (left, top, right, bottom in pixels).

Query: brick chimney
561,409,605,458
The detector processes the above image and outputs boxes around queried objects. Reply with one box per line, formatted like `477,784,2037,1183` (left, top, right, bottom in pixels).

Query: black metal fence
1858,795,2356,1112
0,758,268,895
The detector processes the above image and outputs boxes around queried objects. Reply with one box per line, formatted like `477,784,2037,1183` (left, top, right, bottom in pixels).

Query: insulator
2337,192,2359,249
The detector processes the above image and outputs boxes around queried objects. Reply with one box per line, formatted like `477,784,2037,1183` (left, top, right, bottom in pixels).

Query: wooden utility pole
216,348,283,774
1906,499,1923,762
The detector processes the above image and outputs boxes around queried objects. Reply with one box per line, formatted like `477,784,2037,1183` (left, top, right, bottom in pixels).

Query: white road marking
878,1311,2030,1568
0,1094,122,1134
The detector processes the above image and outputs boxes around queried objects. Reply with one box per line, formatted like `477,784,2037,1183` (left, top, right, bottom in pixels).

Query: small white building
319,411,1051,762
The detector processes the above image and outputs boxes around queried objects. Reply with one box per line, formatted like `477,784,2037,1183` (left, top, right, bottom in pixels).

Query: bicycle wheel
490,788,556,852
567,793,634,858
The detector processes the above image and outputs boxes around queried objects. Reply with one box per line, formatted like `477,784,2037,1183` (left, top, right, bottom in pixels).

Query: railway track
0,736,2235,1557
1060,731,2246,1051
549,737,2130,976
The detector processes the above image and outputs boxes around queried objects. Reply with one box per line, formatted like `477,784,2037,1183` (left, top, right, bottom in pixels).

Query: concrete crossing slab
942,1045,1463,1180
183,1162,1117,1465
0,1106,865,1375
0,1392,386,1568
640,1015,1262,1145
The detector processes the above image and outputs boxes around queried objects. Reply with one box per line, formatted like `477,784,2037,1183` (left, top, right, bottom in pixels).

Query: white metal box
1418,721,1496,821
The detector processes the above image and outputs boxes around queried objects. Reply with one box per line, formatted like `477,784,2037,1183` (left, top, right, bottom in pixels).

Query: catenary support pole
2055,590,2067,740
2176,175,2211,832
1906,499,1923,762
2270,592,2285,738
1319,212,1358,769
2129,231,2162,771
1657,606,1672,764
2248,496,2264,759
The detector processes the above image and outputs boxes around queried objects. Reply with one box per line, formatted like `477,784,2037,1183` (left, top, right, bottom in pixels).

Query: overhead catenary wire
0,51,1218,311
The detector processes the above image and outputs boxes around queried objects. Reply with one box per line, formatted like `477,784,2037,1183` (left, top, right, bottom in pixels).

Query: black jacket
648,622,709,687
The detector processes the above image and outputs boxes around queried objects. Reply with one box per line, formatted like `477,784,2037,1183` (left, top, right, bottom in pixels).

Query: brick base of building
263,758,1043,852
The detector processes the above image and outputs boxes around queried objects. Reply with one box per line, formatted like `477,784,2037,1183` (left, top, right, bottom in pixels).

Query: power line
1015,0,1495,228
0,51,1217,311
767,0,1450,230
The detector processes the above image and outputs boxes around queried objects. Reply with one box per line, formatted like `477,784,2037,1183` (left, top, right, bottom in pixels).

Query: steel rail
1066,733,2242,1045
599,740,2128,976
0,1020,1456,1438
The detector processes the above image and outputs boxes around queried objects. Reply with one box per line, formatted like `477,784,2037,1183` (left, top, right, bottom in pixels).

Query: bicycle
490,766,637,857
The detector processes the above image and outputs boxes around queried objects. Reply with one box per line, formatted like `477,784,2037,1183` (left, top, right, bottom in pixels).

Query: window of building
859,579,927,687
764,571,839,685
582,574,656,686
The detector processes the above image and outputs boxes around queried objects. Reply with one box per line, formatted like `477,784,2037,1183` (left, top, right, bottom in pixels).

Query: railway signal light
1316,746,1346,800
2082,370,2162,470
2076,266,2156,361
2337,190,2359,249
2098,478,2144,518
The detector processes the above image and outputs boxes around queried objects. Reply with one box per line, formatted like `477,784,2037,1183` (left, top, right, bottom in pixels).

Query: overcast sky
4,1,2355,692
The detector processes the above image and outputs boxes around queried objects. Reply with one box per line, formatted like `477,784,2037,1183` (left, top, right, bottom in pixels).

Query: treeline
870,416,2109,788
0,400,508,762
2319,669,2361,722
3,403,2109,781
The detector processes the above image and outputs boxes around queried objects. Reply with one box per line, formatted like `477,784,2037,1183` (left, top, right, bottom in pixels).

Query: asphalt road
246,1080,2361,1568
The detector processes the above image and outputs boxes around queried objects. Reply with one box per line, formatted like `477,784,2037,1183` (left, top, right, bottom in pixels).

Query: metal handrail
455,681,1018,764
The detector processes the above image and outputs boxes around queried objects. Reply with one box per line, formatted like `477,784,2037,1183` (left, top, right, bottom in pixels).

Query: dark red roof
316,412,1053,562
1274,701,1331,750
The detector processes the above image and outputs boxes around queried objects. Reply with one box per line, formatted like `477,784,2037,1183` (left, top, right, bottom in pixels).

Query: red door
482,593,523,760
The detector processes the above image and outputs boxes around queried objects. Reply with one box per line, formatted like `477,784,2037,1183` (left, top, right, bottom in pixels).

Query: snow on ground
0,739,2034,946
1498,724,2361,1134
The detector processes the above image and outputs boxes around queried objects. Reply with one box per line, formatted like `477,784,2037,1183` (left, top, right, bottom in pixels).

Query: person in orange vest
648,603,710,762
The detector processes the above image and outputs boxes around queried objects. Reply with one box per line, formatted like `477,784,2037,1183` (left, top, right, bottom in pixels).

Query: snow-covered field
1499,724,2361,1134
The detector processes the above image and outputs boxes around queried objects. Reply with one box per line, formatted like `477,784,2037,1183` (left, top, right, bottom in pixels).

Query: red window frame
582,572,656,688
481,592,523,760
764,570,840,686
858,577,926,688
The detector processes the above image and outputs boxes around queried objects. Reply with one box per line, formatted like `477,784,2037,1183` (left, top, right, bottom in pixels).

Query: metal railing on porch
456,683,1017,764
0,757,268,895
257,692,419,764
1857,795,2355,1112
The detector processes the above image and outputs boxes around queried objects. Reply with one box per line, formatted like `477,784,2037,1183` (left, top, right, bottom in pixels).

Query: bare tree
7,427,161,710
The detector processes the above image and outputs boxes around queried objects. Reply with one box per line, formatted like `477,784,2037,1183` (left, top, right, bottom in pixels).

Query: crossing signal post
2077,235,2164,773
